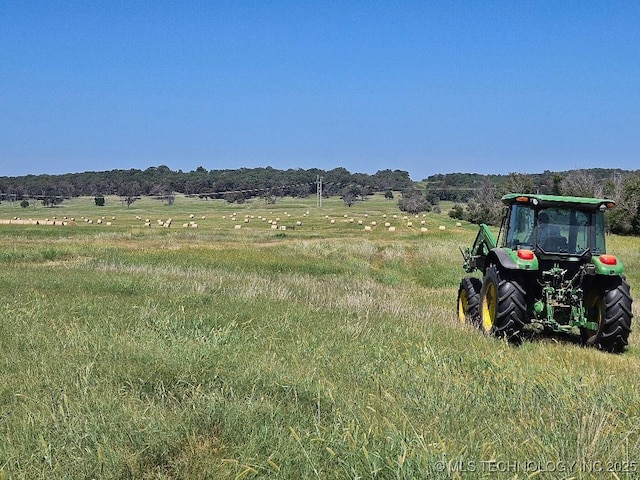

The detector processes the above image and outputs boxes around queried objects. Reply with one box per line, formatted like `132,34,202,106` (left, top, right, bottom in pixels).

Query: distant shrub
449,204,464,219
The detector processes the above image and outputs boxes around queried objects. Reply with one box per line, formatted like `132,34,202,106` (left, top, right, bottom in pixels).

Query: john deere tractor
457,193,633,352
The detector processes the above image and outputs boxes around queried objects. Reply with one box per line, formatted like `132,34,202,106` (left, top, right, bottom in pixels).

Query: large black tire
582,277,633,353
457,277,482,327
480,264,527,343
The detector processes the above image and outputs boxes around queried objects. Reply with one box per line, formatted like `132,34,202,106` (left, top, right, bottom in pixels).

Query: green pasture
0,195,639,479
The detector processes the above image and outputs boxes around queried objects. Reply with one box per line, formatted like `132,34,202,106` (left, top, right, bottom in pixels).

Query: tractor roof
501,193,616,211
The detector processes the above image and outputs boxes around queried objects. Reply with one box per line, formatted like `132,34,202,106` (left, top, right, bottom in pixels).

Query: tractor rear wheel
457,277,482,326
582,277,633,353
480,265,527,343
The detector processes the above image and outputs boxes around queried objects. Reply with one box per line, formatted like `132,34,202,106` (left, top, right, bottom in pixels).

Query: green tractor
457,193,633,352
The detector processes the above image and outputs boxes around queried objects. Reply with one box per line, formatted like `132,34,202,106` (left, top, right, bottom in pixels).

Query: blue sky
2,1,639,181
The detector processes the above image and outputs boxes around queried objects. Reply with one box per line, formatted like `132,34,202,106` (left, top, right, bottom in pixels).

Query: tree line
0,166,413,204
423,168,633,202
445,169,640,235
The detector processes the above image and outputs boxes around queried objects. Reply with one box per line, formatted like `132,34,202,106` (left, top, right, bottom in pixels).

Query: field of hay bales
1,194,639,479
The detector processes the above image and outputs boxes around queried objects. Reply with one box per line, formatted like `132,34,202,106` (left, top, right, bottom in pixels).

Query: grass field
1,194,639,479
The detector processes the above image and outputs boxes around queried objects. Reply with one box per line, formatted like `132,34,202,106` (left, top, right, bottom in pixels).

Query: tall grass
0,195,639,478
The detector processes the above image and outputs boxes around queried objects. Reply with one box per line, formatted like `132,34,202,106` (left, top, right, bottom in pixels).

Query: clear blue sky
2,1,639,180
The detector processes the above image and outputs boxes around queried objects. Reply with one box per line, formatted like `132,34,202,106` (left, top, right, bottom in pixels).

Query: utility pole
316,175,323,208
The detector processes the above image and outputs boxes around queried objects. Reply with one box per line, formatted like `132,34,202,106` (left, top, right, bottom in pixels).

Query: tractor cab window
537,208,591,255
504,204,535,249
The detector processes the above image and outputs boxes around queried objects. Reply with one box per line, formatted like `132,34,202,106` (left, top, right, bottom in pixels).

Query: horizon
1,164,636,184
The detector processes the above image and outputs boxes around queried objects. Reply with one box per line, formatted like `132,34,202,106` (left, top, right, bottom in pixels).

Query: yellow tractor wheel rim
585,293,602,335
482,283,496,332
458,290,468,323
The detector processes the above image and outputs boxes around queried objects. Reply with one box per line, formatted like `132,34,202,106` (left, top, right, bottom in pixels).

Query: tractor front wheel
582,277,633,353
480,265,527,343
457,277,482,326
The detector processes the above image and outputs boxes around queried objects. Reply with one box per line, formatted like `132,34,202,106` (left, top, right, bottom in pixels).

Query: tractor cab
500,194,611,257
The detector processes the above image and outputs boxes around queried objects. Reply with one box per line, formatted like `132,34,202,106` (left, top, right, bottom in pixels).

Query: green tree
606,173,640,234
341,184,363,207
41,196,63,208
560,170,603,197
225,192,246,204
464,183,502,225
398,189,431,214
449,204,465,220
507,172,534,194
120,196,139,207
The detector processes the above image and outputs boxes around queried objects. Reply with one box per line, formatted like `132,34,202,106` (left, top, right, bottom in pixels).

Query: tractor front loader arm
461,224,497,273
